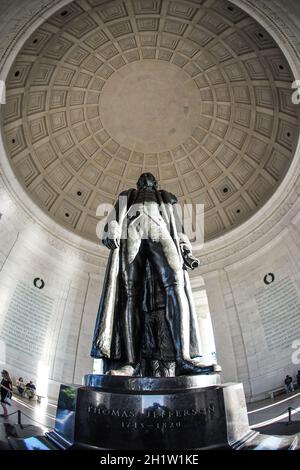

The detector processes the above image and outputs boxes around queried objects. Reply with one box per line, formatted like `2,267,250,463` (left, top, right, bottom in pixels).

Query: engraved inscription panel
0,282,54,363
255,277,300,351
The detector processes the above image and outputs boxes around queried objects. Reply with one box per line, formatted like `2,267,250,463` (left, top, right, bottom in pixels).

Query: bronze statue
91,173,219,377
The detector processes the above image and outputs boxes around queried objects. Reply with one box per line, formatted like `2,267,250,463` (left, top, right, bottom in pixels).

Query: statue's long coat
91,188,203,364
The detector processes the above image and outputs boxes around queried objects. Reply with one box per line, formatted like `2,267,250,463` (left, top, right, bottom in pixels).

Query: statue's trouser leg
164,285,183,361
122,291,140,365
121,248,144,365
145,239,188,361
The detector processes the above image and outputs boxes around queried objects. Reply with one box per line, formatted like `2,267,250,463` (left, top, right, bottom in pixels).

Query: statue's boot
175,360,221,376
190,359,222,372
106,364,135,376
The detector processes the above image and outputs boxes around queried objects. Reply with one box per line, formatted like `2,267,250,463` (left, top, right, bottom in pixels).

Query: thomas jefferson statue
91,173,219,377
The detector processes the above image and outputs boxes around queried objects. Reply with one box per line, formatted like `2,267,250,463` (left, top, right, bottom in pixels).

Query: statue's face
136,173,158,189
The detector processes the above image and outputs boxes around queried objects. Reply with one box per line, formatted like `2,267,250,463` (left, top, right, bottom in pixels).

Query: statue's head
136,172,158,190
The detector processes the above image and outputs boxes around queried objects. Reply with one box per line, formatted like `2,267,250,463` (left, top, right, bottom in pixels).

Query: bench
267,387,285,400
12,384,44,402
267,382,298,400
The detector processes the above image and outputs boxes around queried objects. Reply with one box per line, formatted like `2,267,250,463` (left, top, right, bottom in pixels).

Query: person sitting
16,377,25,396
297,370,300,388
25,381,36,400
1,370,12,419
284,375,294,393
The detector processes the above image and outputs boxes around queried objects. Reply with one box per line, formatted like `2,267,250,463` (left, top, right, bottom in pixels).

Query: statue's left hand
180,242,192,254
178,233,193,254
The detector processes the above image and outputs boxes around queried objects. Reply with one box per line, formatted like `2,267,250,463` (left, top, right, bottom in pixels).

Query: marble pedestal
49,374,253,450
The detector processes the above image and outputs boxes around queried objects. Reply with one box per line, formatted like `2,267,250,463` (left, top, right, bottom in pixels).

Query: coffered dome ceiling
3,0,299,242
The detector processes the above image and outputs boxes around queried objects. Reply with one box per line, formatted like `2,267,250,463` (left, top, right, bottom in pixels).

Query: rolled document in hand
182,247,200,270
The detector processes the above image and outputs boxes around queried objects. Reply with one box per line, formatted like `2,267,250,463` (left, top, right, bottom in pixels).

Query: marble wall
202,221,300,400
0,176,103,398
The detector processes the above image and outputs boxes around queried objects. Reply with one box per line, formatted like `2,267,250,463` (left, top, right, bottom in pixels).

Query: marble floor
248,390,300,435
0,394,56,431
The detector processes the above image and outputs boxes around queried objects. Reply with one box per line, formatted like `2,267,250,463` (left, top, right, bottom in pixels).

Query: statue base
7,374,300,450
50,374,252,450
75,374,250,449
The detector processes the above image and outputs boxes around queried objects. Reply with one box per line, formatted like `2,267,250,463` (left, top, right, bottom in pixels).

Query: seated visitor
25,381,36,399
1,370,12,419
284,375,294,393
16,377,25,396
297,370,300,388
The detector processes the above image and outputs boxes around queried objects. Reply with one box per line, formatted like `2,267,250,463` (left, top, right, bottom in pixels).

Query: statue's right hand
102,237,120,250
102,221,121,249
